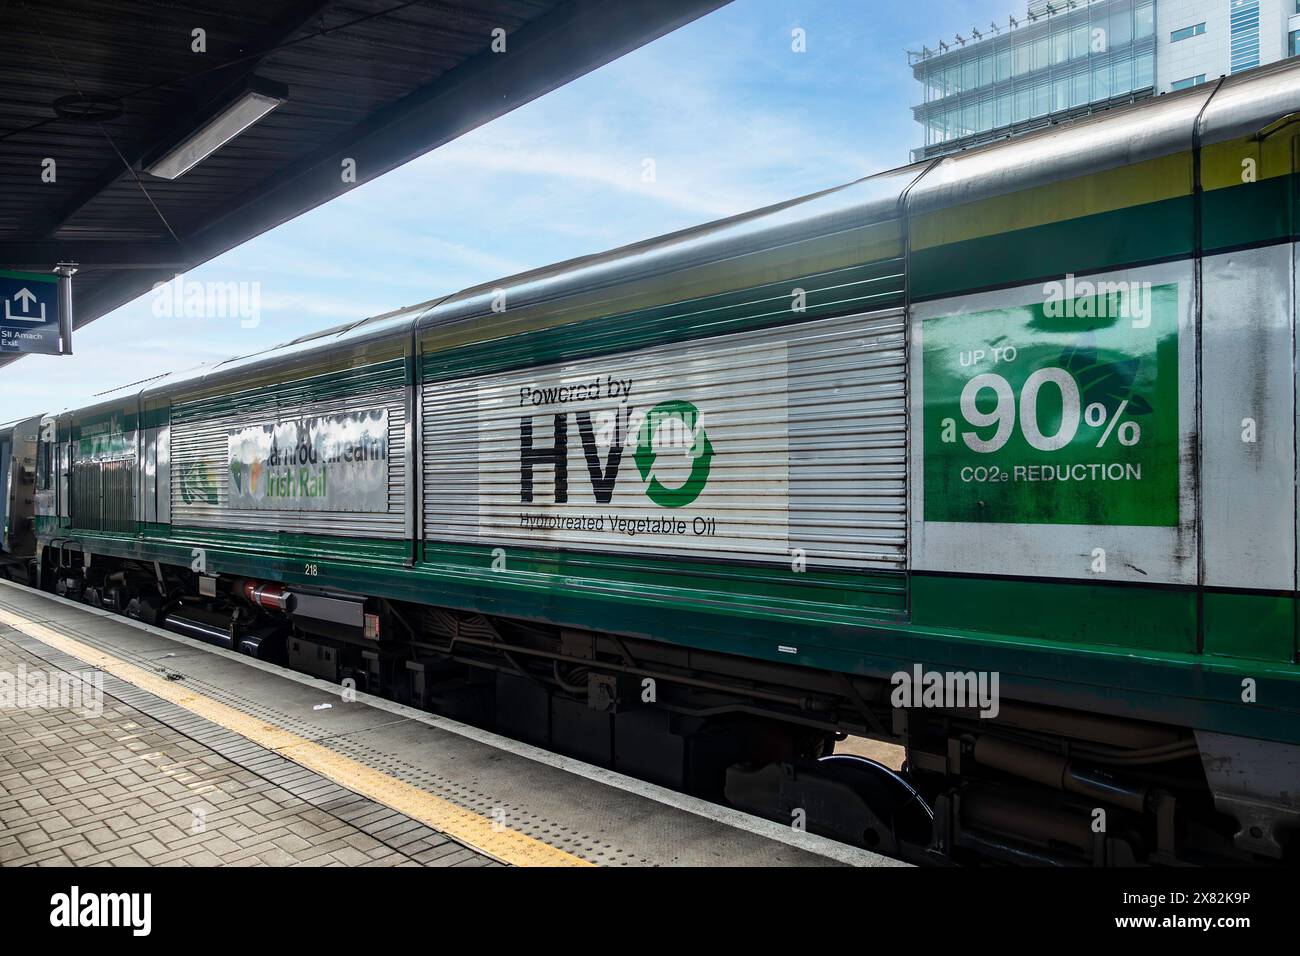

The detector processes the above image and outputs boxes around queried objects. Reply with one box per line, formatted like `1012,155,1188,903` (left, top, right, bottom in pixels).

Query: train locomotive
8,58,1300,866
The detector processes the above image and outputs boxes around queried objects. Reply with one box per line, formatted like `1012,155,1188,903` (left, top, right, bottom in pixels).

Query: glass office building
910,0,1156,160
1229,0,1261,72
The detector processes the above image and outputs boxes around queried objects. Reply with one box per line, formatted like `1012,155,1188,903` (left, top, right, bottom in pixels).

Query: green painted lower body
37,521,1300,746
912,574,1297,663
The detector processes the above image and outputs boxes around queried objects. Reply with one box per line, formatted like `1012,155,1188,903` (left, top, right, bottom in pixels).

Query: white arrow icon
4,288,46,323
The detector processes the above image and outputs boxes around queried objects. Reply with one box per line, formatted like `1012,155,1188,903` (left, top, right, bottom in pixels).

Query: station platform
0,580,902,868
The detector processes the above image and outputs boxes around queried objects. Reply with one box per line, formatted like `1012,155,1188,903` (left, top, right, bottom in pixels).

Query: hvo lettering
521,408,627,504
519,400,712,508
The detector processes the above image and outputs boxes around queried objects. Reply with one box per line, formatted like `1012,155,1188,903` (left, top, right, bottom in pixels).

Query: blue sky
0,0,1010,419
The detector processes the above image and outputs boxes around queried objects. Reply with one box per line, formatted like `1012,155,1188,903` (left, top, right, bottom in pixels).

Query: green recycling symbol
634,399,714,508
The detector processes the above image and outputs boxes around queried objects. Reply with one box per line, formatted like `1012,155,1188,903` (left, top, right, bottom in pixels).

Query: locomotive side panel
909,260,1197,588
1200,245,1295,596
422,309,907,572
167,361,409,541
1195,75,1299,664
68,406,138,535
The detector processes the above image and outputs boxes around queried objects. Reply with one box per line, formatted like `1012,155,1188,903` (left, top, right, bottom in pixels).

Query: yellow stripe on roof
911,153,1193,251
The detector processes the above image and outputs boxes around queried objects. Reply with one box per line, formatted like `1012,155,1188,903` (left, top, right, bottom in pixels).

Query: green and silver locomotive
23,59,1300,865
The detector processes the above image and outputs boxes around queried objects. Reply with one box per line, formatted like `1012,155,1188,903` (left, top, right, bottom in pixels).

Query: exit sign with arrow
0,269,60,354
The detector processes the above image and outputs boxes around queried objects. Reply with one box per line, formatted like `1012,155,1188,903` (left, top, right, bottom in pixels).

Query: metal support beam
54,263,77,355
0,242,189,270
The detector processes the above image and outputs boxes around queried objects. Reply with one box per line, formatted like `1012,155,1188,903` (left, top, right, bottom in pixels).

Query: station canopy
0,0,727,367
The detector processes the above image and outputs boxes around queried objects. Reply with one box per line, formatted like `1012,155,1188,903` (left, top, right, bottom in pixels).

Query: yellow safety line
0,607,592,867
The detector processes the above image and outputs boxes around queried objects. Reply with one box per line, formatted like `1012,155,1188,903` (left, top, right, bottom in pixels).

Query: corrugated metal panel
71,457,135,533
169,389,408,538
422,310,906,569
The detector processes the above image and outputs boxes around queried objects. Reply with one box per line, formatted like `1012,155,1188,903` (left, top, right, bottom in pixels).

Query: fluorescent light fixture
146,81,287,180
